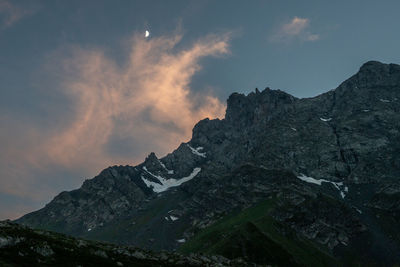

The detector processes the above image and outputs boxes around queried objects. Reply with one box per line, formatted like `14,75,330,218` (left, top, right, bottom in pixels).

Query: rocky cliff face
16,61,400,265
193,61,400,183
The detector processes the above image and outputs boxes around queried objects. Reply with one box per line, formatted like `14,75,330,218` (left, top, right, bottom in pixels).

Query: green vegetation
85,191,189,248
179,199,338,266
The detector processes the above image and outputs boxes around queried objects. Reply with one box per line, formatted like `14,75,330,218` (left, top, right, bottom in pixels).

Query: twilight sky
1,0,400,220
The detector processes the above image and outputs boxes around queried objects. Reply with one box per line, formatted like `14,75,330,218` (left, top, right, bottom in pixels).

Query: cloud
270,16,319,43
0,30,230,219
45,31,229,169
0,0,34,28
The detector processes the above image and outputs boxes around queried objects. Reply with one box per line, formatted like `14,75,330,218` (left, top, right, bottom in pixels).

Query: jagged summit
225,87,296,125
359,60,400,72
360,60,386,68
145,152,158,162
16,61,400,265
337,60,400,91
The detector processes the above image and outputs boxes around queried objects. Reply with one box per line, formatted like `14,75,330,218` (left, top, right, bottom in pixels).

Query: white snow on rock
141,167,201,193
187,144,206,158
297,174,347,199
176,239,186,243
297,174,326,185
88,228,92,232
363,109,370,112
169,215,179,221
320,117,332,122
380,99,390,103
291,127,297,131
164,216,169,221
158,159,174,174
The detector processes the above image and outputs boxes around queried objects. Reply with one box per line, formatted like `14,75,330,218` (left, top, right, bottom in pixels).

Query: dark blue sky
1,0,400,219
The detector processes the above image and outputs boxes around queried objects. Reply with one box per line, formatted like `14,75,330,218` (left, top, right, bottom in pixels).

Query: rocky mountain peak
359,60,386,70
357,60,400,76
15,61,400,265
143,152,160,168
224,87,296,128
339,60,400,90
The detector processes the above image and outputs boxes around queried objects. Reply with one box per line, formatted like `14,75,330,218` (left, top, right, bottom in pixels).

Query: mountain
16,61,400,266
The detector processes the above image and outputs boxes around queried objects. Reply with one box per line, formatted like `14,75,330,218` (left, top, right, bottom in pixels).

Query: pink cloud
46,31,229,169
270,16,320,43
0,29,231,219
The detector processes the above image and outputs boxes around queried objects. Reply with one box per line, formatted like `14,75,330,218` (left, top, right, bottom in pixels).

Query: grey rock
32,242,54,257
15,61,400,264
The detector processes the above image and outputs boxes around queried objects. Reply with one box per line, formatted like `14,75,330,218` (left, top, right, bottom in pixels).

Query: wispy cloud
0,29,231,219
0,0,34,29
270,16,319,43
45,31,229,169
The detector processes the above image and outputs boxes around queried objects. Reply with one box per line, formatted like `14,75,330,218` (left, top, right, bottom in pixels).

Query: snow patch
355,208,362,214
320,117,332,122
297,174,325,185
291,127,297,131
169,215,179,221
141,167,201,193
297,174,347,199
142,167,164,182
158,159,174,174
88,228,92,232
176,239,186,243
363,109,370,112
380,99,390,103
187,144,206,158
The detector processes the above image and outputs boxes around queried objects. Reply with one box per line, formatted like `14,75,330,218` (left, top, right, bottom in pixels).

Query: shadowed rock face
16,61,400,265
192,61,400,185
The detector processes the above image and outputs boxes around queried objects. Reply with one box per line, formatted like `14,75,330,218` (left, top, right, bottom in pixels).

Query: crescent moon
145,30,150,38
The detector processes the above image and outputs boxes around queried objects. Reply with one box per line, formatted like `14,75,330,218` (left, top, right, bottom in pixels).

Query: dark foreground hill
0,220,254,266
16,61,400,266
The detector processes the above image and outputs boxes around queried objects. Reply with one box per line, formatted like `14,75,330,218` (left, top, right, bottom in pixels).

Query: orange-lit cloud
0,30,230,219
47,31,229,169
270,16,319,43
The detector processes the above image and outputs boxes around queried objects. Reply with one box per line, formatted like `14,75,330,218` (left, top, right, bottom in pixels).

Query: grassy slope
179,199,338,267
84,191,189,250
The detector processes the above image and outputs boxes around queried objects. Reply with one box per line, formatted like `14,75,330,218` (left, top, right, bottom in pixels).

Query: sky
1,0,400,220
